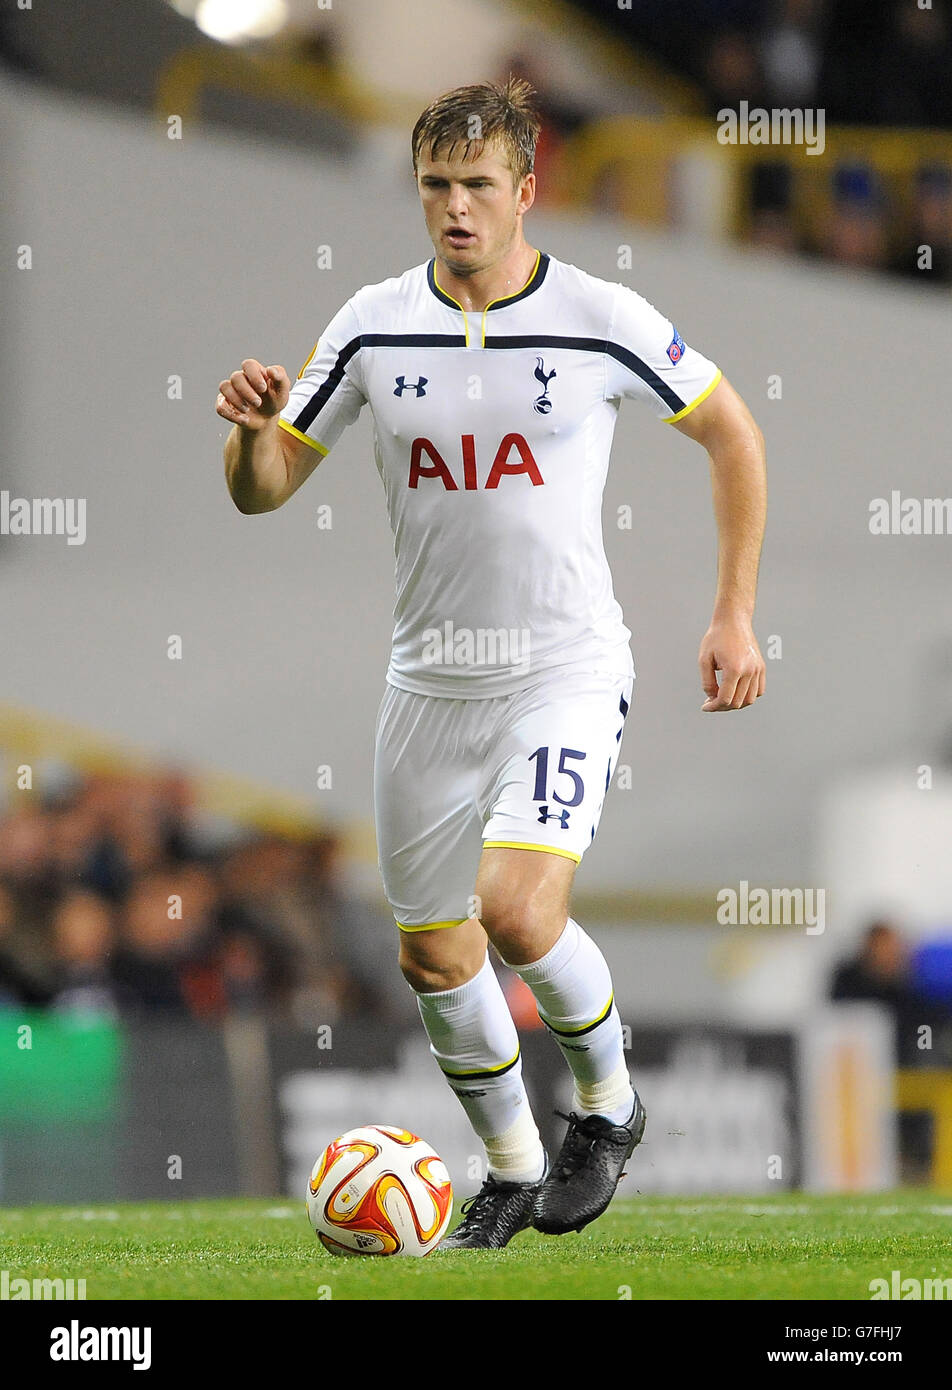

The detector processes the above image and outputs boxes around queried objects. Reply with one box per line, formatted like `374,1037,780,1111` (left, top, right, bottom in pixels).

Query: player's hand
698,617,765,711
216,359,290,430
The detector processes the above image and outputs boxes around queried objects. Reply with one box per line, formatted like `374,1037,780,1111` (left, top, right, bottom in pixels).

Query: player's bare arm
671,376,767,712
219,358,318,513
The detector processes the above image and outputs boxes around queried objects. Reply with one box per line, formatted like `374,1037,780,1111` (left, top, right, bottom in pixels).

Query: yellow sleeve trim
395,917,469,934
665,368,723,424
297,341,318,379
278,419,329,456
482,840,582,864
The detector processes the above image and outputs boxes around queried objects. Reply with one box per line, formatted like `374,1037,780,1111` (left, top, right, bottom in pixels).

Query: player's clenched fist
698,619,766,712
216,359,290,429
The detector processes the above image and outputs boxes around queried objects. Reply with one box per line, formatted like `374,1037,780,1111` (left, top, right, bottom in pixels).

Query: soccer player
218,78,767,1249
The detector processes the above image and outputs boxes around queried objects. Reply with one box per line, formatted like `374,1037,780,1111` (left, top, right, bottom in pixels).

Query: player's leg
475,671,645,1234
475,846,634,1126
398,918,545,1184
398,919,549,1249
373,683,546,1248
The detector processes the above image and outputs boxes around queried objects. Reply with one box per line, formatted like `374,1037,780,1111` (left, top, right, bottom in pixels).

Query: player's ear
518,171,536,216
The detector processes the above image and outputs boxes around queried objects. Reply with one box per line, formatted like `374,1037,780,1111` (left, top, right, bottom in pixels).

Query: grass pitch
1,1192,949,1301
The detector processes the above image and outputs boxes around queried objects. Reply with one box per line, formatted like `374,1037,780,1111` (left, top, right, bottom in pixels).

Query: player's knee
479,897,562,965
398,940,478,994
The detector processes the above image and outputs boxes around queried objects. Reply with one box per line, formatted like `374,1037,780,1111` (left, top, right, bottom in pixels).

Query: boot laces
457,1177,507,1229
553,1109,603,1179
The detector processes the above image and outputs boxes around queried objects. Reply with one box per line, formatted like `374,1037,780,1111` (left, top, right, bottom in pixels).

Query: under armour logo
394,375,428,397
537,804,570,828
533,357,556,415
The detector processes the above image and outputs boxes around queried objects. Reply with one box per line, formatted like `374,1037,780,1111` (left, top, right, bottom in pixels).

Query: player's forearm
224,420,289,513
707,422,766,622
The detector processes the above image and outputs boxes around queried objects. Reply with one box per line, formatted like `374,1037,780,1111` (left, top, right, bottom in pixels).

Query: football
306,1125,454,1256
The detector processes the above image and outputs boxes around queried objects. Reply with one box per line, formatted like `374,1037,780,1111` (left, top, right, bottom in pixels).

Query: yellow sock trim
438,1047,521,1080
540,992,614,1038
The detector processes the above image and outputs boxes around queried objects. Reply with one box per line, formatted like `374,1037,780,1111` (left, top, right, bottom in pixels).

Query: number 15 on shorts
529,746,586,828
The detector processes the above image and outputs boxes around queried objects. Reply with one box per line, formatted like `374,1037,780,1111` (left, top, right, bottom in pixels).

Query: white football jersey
279,251,721,697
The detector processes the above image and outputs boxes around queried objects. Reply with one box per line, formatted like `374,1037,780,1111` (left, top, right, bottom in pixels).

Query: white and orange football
306,1125,453,1256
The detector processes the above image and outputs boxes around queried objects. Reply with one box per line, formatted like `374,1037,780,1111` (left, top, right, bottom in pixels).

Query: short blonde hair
411,76,541,184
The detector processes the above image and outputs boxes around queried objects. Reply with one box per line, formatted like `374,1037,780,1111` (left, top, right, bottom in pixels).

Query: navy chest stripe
291,335,465,431
290,331,685,433
483,335,686,412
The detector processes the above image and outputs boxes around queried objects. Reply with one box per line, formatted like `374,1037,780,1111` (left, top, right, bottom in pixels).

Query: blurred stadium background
1,0,951,1206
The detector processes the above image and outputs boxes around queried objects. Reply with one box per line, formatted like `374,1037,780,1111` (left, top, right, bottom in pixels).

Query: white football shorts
373,667,634,932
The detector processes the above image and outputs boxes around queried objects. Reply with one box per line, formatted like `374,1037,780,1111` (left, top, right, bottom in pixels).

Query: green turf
0,1193,949,1300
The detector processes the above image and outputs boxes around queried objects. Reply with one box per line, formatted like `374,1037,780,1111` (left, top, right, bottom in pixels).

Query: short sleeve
279,297,367,456
604,283,722,424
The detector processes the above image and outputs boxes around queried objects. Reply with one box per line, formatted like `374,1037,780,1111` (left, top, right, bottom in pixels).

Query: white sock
485,1113,546,1185
505,918,635,1125
413,955,545,1183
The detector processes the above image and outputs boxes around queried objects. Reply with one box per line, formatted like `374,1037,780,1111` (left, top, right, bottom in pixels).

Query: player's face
416,142,534,275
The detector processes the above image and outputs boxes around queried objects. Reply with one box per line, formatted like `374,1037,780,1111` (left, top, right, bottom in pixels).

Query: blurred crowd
587,0,952,129
0,769,407,1026
745,158,952,282
532,2,952,284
